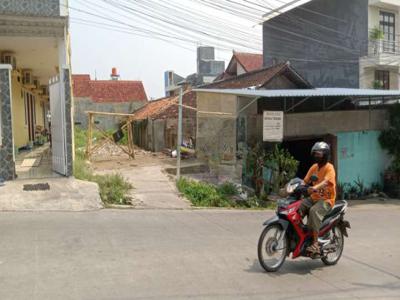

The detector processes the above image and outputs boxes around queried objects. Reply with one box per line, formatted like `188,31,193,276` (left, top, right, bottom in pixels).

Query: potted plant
373,80,384,89
370,27,385,55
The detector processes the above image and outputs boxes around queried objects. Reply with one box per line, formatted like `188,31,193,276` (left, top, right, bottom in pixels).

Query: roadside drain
23,183,50,191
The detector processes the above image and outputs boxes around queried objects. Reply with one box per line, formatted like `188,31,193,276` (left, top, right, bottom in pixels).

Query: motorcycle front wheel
321,226,344,266
258,224,288,272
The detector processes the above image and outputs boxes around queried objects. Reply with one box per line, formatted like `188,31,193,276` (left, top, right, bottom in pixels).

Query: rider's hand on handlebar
307,187,318,194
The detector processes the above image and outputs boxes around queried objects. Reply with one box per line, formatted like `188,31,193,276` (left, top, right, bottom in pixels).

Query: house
132,90,196,152
262,0,400,90
195,62,399,188
164,71,185,97
214,52,263,81
0,0,73,180
164,46,225,96
73,69,148,130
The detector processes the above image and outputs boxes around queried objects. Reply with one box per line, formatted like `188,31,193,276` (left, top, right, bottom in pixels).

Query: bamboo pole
86,113,93,160
85,111,135,117
126,120,135,159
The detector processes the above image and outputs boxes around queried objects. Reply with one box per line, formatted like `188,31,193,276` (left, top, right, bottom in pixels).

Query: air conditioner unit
1,52,17,69
22,69,33,85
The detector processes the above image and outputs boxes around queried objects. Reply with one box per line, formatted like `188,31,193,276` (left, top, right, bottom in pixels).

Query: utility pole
176,85,183,179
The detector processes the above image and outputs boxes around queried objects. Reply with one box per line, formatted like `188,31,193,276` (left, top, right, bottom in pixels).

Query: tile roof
204,62,312,89
72,74,148,103
133,90,196,120
233,52,263,72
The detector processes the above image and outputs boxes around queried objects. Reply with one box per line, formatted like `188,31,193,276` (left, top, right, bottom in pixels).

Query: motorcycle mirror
310,174,319,182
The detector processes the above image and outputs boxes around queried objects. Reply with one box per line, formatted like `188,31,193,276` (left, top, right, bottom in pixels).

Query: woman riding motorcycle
300,142,336,254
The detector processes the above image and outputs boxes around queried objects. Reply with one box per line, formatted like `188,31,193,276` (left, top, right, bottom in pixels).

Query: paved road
0,206,399,300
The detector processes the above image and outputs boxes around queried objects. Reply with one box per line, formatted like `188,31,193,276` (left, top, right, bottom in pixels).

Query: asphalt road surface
0,205,399,300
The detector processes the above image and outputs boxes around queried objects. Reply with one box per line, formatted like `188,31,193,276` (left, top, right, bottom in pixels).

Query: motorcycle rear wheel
321,226,344,266
258,225,288,272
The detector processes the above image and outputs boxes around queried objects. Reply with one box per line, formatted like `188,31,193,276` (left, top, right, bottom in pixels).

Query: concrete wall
196,92,237,163
337,130,390,186
74,97,145,130
0,67,16,180
0,0,61,17
283,110,388,138
263,0,369,88
133,117,196,152
153,119,165,152
63,68,73,177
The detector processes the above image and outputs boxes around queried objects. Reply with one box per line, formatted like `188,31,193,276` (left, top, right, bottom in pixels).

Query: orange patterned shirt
304,163,336,207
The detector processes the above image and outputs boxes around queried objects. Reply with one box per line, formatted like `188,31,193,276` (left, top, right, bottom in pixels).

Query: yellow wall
11,73,48,149
11,75,29,149
35,98,45,128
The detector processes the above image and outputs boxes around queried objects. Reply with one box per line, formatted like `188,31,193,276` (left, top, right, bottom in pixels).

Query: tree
379,104,400,179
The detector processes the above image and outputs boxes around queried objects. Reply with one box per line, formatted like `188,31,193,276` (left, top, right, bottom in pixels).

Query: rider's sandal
306,243,320,254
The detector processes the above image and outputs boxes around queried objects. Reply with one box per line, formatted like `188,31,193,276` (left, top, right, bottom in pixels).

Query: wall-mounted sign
263,111,284,142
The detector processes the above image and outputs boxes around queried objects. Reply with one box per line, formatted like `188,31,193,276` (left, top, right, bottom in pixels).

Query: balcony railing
0,0,67,17
368,38,400,56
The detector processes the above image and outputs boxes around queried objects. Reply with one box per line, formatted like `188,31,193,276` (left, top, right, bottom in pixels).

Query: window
380,11,396,52
375,70,390,90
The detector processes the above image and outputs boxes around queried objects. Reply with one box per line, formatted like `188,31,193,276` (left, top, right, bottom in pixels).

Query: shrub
93,173,133,205
379,104,400,179
74,126,87,149
177,178,276,209
217,181,239,197
74,156,93,181
265,145,299,193
177,178,232,207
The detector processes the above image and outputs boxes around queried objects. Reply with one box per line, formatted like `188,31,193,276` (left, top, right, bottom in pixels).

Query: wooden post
131,121,135,159
127,120,135,159
87,113,93,160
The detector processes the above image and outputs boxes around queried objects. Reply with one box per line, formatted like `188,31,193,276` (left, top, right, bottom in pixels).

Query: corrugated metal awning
194,88,400,99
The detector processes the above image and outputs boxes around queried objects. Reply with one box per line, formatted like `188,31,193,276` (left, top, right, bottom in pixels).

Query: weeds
74,126,133,206
177,178,275,209
216,181,239,197
94,173,133,205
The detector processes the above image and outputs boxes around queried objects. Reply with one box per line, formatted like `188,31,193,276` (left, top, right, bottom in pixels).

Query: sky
68,0,267,99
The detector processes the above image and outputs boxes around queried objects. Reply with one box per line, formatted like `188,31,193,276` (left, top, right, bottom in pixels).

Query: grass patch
177,178,276,209
74,126,133,206
93,173,133,205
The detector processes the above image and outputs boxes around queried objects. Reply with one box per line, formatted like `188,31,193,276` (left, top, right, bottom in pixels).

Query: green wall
337,131,389,187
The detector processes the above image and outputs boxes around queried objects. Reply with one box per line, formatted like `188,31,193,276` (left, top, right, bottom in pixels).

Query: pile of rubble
92,140,128,159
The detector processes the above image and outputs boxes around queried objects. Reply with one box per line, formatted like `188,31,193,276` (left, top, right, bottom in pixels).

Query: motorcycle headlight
280,207,296,215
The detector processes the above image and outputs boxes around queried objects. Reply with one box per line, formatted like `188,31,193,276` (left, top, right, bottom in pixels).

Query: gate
49,76,67,175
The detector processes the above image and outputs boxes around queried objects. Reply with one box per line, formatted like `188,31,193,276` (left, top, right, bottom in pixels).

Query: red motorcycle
258,178,351,272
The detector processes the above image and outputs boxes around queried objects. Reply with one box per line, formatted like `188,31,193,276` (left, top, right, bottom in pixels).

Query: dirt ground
90,147,176,171
90,147,192,209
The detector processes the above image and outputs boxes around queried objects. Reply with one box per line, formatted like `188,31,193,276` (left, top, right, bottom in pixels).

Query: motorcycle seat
322,200,347,223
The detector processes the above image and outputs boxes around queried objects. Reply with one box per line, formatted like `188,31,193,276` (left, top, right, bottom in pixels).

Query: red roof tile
72,74,148,103
133,97,173,120
204,62,312,89
154,91,196,120
233,52,263,72
133,90,196,120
